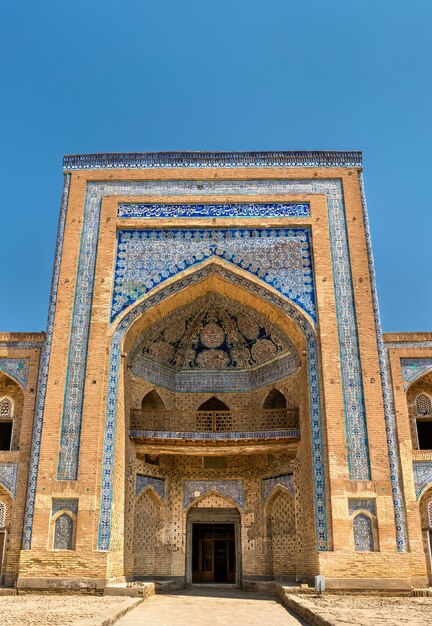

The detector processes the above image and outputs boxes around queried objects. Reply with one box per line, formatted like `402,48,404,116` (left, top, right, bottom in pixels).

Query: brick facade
0,152,431,591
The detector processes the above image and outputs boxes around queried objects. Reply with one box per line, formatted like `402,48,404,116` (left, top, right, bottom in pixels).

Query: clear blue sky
1,0,431,332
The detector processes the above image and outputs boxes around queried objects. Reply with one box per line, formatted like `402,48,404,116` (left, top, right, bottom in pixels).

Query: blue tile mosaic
136,474,165,500
400,358,432,390
52,498,78,516
0,463,18,498
262,473,294,501
353,513,374,551
348,498,376,517
184,480,244,509
359,172,408,551
64,151,362,171
111,228,316,323
413,462,432,499
22,174,71,549
0,359,30,388
53,513,73,550
130,429,300,441
118,202,310,219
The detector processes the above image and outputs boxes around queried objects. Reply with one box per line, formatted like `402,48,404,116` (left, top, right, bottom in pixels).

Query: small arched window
416,393,432,416
353,513,374,551
0,397,13,418
141,390,165,411
0,397,13,451
428,501,432,529
53,513,74,550
263,389,287,410
0,501,6,527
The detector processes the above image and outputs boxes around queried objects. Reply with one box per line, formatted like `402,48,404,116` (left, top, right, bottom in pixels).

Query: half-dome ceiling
131,293,300,392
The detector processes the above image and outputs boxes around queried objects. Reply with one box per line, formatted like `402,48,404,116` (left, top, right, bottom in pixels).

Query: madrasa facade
1,151,432,592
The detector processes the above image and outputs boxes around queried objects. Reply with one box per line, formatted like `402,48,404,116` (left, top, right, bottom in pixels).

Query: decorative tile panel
136,474,165,500
64,151,362,170
53,513,73,550
353,513,374,551
413,462,432,499
35,176,374,551
118,201,310,219
0,358,30,388
112,228,315,322
401,358,432,389
130,429,300,441
348,498,376,517
262,473,294,501
358,172,408,551
184,480,244,509
0,463,18,498
52,498,78,516
22,174,71,549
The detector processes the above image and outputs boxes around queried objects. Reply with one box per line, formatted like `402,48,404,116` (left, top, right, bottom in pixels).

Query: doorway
192,523,235,583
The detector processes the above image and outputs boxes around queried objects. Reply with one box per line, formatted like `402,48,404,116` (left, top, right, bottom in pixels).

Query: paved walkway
116,588,307,625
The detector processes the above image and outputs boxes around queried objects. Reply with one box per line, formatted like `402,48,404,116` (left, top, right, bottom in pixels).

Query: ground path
116,588,307,626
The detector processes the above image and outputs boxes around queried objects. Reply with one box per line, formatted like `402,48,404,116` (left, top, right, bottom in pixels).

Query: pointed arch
198,397,229,412
186,489,242,514
262,388,287,410
98,264,327,553
0,397,14,418
416,393,432,416
141,390,165,411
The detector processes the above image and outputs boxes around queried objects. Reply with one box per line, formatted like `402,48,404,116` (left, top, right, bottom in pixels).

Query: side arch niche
267,488,297,578
133,489,164,578
406,371,432,451
419,486,432,583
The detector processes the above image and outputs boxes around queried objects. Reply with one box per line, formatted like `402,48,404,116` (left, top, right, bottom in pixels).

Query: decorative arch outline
185,488,243,515
97,263,328,552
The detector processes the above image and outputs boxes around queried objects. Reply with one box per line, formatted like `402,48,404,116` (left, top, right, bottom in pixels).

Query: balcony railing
130,408,299,436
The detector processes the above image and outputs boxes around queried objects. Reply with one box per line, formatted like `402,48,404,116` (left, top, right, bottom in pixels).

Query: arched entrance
186,492,241,585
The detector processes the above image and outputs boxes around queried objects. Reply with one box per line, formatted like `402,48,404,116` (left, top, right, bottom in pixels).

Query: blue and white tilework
99,264,327,551
413,462,432,499
112,228,316,322
0,463,18,498
118,202,310,219
184,480,244,509
22,174,71,549
0,359,29,388
359,172,408,551
400,358,432,390
353,514,374,551
64,151,362,171
348,498,376,517
130,429,300,441
262,473,294,501
136,474,165,500
32,175,372,551
53,514,73,550
52,498,78,516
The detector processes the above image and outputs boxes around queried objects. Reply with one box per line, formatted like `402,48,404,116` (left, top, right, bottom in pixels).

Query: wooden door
192,524,235,584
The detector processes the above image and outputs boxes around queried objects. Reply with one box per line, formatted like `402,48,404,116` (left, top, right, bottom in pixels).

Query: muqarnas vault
1,151,432,591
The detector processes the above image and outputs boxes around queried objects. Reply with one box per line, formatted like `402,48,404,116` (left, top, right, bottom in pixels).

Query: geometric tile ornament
99,264,326,551
348,498,376,517
358,172,407,551
400,358,432,390
262,473,294,501
112,227,316,322
24,166,387,550
413,462,432,499
136,474,165,501
0,463,19,498
52,498,79,516
353,513,374,552
118,201,310,219
184,480,244,509
0,358,30,388
22,174,71,549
